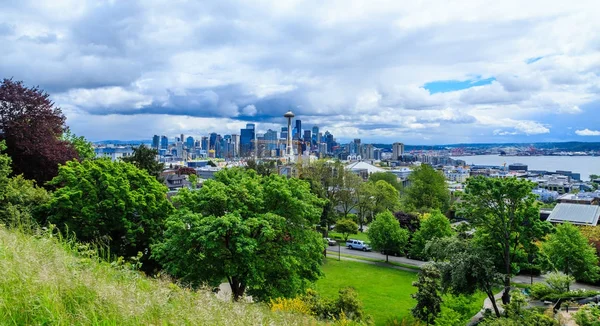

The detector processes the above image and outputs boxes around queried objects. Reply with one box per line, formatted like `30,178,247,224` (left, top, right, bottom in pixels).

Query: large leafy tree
368,211,409,262
368,172,402,192
0,79,79,185
0,141,49,228
411,263,443,324
403,164,450,212
335,218,359,242
121,145,164,179
427,237,503,317
356,180,401,229
298,160,345,235
459,176,547,304
335,171,362,219
152,168,326,301
542,222,600,283
410,210,454,260
44,159,173,272
62,129,95,161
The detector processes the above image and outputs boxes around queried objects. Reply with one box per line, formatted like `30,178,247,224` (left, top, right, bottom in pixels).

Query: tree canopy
409,210,453,260
368,172,402,192
0,79,79,185
368,211,409,262
335,218,359,242
152,168,326,301
542,222,600,283
121,145,165,179
403,164,450,212
44,159,173,272
411,264,443,324
459,176,548,304
62,129,95,161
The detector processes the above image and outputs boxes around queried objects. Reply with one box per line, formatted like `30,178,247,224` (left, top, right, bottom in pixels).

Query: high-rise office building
280,126,288,140
209,133,218,150
240,123,255,157
294,120,302,139
185,136,194,149
201,136,209,150
392,142,405,160
264,129,278,151
231,134,240,157
303,130,311,144
160,135,168,149
311,126,319,145
152,135,160,149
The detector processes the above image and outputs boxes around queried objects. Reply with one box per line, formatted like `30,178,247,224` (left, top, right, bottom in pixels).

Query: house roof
547,203,600,226
345,161,385,174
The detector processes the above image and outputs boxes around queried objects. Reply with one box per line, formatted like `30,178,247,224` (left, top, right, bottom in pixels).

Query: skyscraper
264,129,278,151
209,133,218,150
240,123,255,157
152,135,160,149
303,130,311,144
231,134,240,157
295,119,302,140
311,126,319,145
186,136,194,149
392,142,404,160
160,135,168,149
201,136,209,150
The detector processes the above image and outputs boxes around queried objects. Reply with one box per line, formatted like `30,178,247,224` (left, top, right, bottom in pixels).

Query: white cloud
1,0,599,143
575,129,600,136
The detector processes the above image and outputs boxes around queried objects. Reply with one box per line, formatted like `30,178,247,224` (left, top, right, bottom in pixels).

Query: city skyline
1,1,599,144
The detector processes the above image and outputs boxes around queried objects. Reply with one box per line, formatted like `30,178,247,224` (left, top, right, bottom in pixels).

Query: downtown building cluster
150,119,341,161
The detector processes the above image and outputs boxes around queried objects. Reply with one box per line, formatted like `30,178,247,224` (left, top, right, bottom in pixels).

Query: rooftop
547,203,600,226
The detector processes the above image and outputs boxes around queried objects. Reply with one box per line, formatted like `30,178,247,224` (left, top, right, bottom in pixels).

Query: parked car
324,237,337,246
380,249,401,257
346,239,371,251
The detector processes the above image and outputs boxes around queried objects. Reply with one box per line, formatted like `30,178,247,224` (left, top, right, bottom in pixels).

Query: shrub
530,283,554,300
545,272,574,293
270,297,313,316
574,303,600,326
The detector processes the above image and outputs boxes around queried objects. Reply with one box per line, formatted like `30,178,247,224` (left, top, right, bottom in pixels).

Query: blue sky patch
423,77,496,94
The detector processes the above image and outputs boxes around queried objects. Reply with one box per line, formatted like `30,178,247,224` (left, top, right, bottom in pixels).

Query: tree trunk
502,241,511,304
487,289,501,317
229,277,246,302
386,253,389,263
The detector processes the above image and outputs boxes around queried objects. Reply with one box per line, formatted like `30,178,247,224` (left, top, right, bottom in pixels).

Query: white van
345,239,371,251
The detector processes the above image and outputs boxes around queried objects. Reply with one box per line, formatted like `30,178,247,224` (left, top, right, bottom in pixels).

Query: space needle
284,110,295,157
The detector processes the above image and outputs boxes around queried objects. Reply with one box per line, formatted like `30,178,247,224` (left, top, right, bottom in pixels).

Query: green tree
299,160,345,235
542,222,600,283
245,159,277,176
336,171,362,219
403,164,450,212
44,159,173,272
427,237,503,317
152,168,325,301
0,141,11,201
369,172,402,192
62,129,95,161
0,175,49,228
368,211,409,262
410,210,453,260
121,145,164,179
335,218,359,242
459,176,545,304
411,263,443,325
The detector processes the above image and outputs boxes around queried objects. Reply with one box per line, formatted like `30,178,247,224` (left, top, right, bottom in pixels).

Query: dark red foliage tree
394,211,421,233
0,79,78,185
177,166,197,176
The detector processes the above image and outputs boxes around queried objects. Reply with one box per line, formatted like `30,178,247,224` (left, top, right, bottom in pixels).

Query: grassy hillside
0,227,318,325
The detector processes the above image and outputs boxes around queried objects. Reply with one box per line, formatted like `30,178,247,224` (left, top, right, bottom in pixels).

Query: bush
574,303,600,326
530,283,554,300
288,288,369,323
545,272,574,293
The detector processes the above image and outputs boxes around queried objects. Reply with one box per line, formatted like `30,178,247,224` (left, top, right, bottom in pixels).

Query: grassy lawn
315,258,417,325
328,231,369,242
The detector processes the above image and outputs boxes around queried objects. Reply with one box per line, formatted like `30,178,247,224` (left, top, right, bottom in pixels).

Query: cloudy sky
1,0,599,144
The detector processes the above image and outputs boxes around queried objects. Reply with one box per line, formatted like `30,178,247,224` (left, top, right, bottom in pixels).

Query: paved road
325,245,427,267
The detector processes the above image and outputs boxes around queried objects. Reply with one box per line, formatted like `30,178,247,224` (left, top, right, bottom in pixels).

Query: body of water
451,155,600,181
